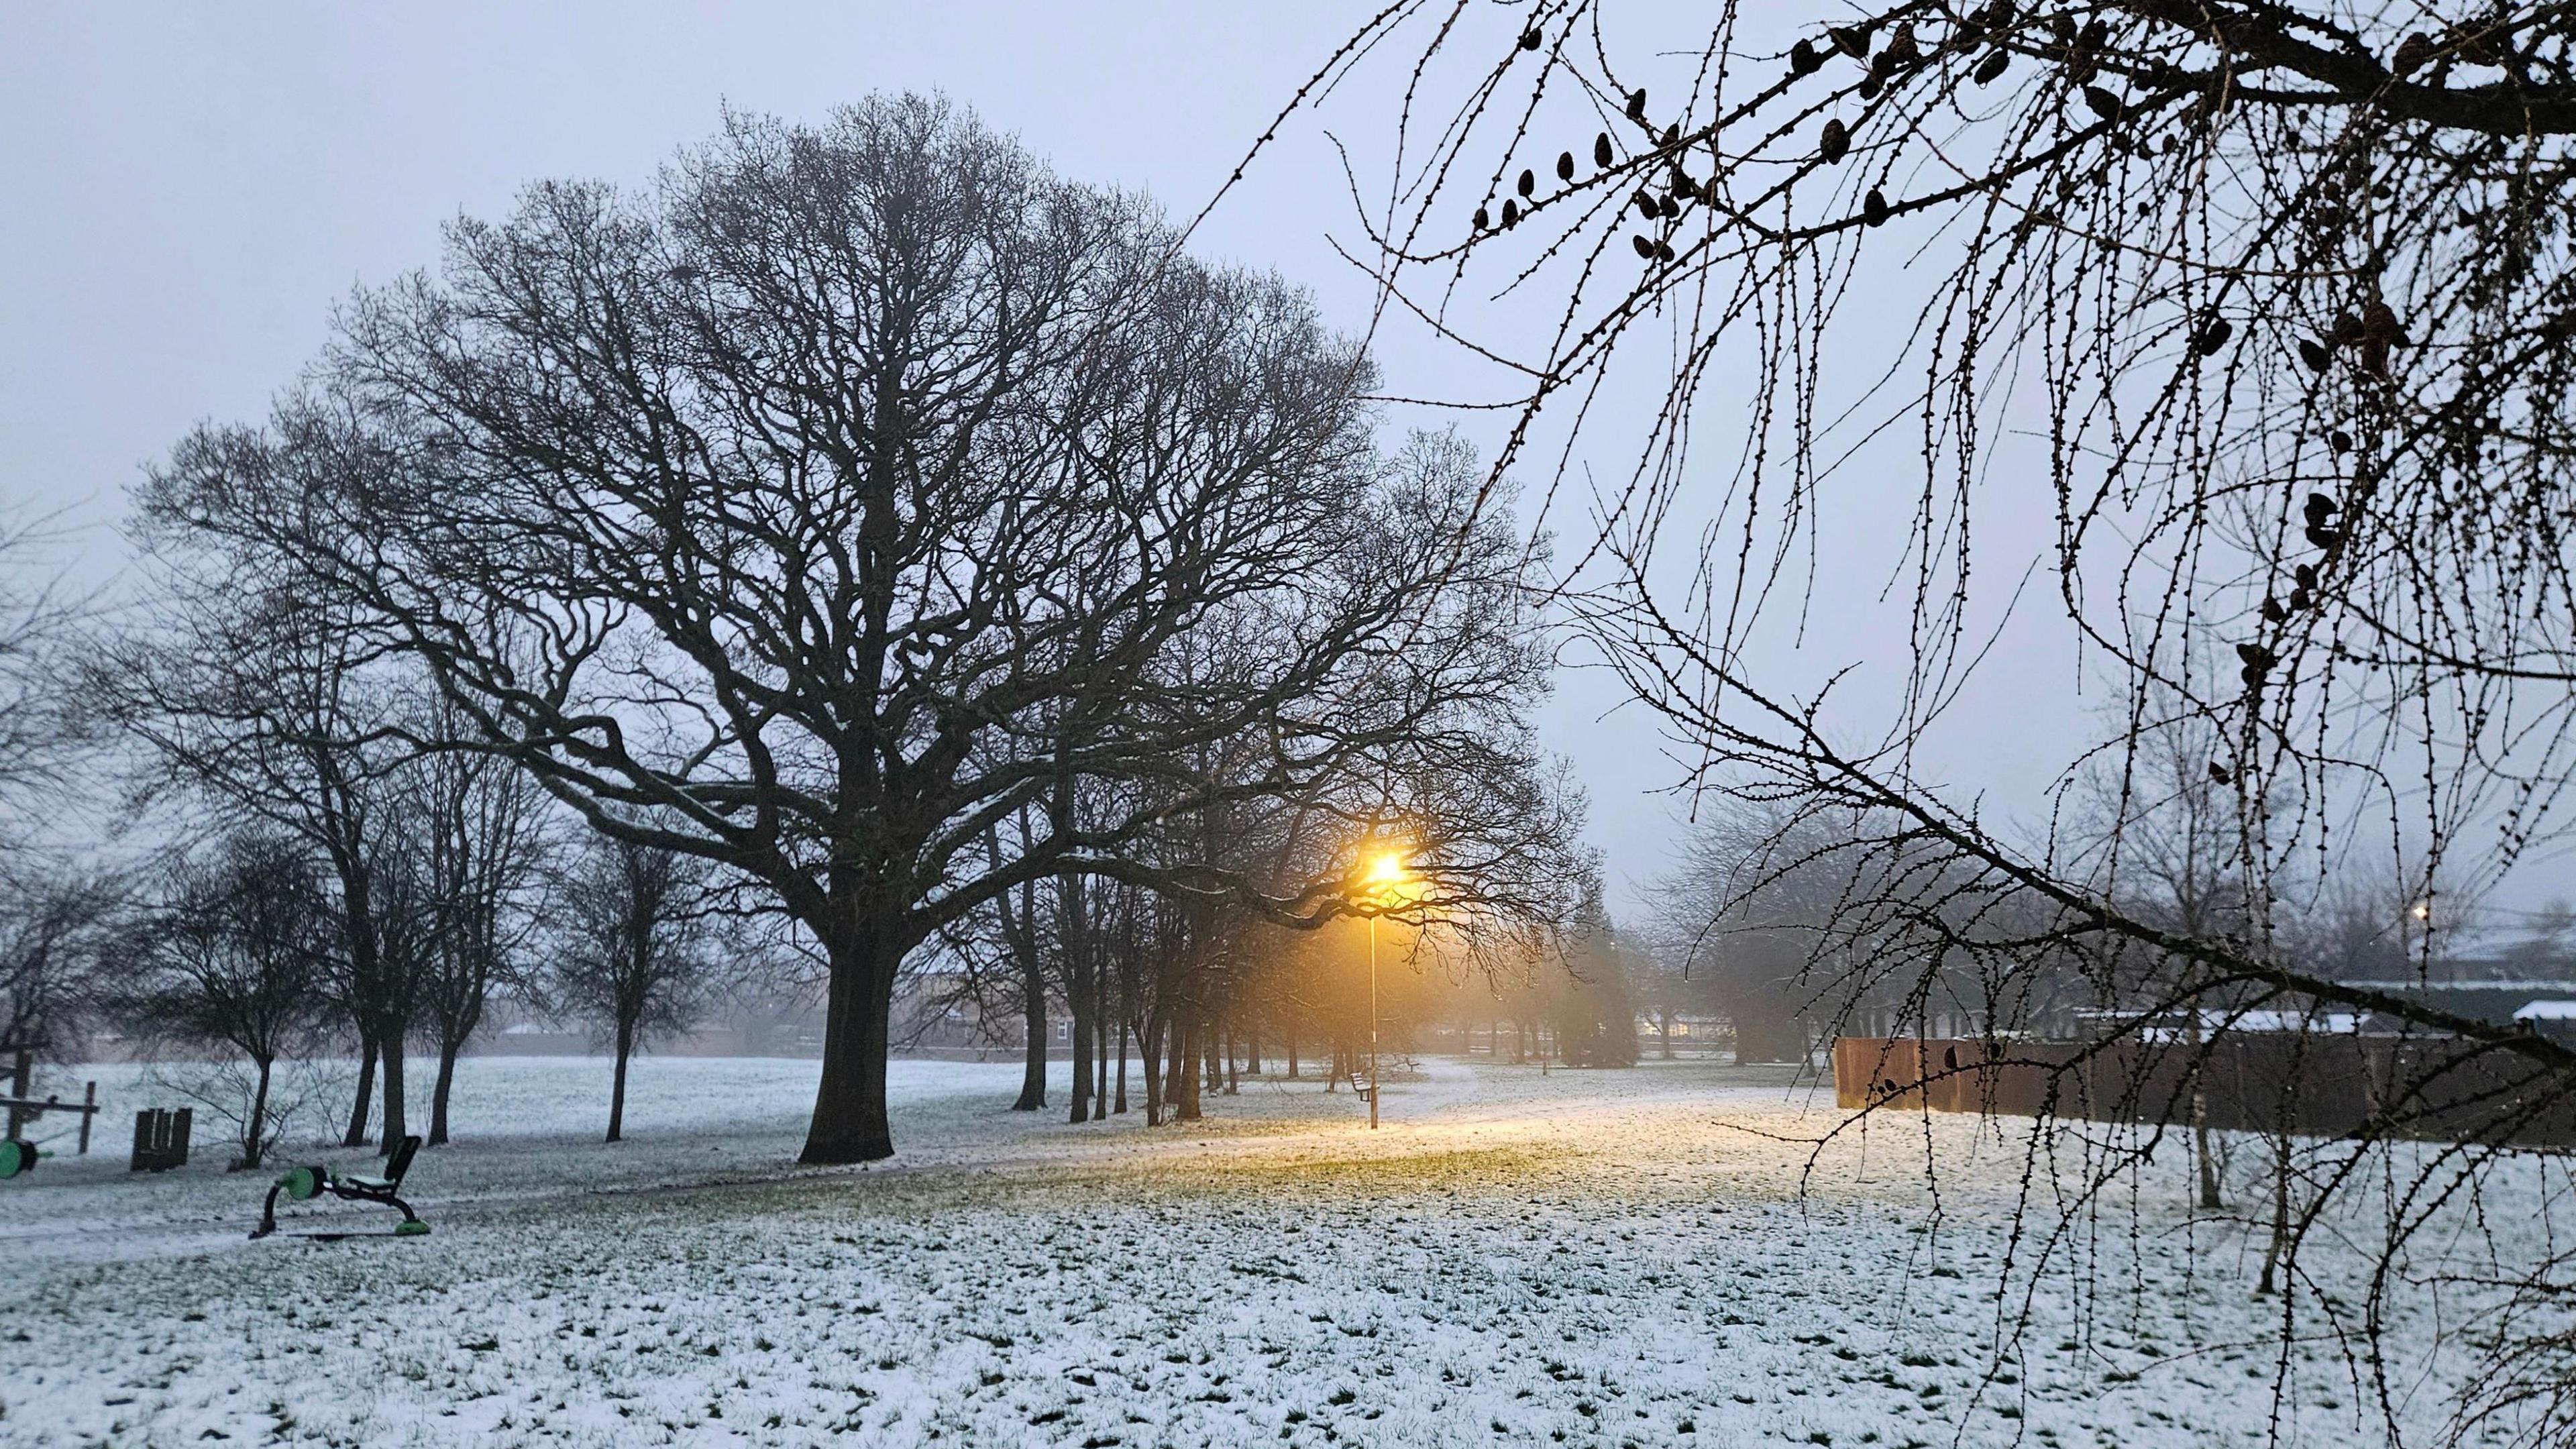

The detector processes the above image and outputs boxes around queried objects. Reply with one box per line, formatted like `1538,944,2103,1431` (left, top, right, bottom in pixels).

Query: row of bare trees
945,860,1644,1126
0,504,720,1165
1651,700,2437,1063
111,93,1589,1165
9,810,717,1168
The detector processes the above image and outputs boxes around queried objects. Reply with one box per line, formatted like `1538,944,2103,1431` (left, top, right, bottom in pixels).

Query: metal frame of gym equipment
0,1042,99,1176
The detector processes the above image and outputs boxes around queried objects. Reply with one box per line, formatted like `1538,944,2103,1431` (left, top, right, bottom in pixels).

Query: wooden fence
1831,1034,2576,1149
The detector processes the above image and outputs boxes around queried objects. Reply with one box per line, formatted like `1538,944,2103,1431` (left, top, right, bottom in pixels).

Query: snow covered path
0,1057,2491,1446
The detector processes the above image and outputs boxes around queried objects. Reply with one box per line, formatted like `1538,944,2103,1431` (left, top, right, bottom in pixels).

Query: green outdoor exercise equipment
251,1134,429,1239
0,1138,38,1178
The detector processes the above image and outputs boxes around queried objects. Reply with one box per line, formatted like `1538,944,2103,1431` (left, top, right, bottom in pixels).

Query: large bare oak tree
146,95,1566,1163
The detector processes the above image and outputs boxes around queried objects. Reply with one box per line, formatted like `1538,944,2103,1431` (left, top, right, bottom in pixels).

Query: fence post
4,1047,28,1141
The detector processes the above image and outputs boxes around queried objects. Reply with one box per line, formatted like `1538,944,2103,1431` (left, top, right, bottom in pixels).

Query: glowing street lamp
1361,851,1409,1130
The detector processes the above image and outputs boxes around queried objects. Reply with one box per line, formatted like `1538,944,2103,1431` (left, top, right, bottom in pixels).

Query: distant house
2332,979,2576,1028
481,1020,589,1056
2079,1006,2381,1042
2206,1008,2367,1036
2512,1000,2576,1044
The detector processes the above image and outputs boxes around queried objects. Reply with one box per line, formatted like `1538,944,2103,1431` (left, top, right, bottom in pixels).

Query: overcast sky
0,1,1748,910
7,3,2455,927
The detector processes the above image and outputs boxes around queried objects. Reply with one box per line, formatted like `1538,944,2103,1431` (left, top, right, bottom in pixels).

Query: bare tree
1326,1,2576,1038
121,833,328,1168
994,824,1053,1114
0,512,111,1097
0,512,89,839
90,589,422,1152
549,835,712,1144
963,810,1056,1114
406,723,552,1146
1548,890,1642,1068
0,871,115,1068
2074,692,2269,1212
351,826,438,1150
1316,3,2576,1436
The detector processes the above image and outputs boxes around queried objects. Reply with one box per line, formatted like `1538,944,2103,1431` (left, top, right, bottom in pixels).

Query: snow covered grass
0,1054,2541,1445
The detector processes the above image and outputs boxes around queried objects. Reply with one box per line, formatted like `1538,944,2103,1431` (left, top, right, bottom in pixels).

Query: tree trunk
1068,959,1094,1126
2196,1114,2223,1211
428,1035,462,1147
1013,963,1047,1112
2257,1134,2291,1295
1184,1008,1203,1119
244,1055,274,1171
1659,1011,1675,1061
378,1028,409,1152
1142,1008,1167,1126
1010,871,1046,1112
1093,1024,1108,1112
607,1018,633,1144
1169,1001,1200,1122
1286,1020,1299,1079
2185,1015,2222,1211
1065,874,1094,1126
1225,1022,1240,1094
799,920,900,1164
343,1033,377,1147
1114,1015,1130,1114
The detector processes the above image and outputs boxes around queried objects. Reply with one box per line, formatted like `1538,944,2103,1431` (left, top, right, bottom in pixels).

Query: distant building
2329,979,2576,1028
2512,999,2576,1044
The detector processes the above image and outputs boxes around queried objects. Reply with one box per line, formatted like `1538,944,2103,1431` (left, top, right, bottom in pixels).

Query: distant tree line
937,853,1642,1126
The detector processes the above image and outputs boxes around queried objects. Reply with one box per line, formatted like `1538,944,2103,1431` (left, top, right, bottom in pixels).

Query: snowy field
0,1054,2528,1446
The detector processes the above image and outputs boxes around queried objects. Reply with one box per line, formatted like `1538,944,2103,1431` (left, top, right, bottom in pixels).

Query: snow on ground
0,1055,2530,1446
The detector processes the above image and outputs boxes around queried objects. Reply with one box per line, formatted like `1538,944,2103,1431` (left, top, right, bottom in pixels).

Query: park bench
131,1108,191,1171
251,1134,429,1239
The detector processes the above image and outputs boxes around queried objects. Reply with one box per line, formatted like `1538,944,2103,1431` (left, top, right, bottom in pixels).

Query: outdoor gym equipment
0,1044,100,1158
0,1138,37,1178
251,1134,430,1239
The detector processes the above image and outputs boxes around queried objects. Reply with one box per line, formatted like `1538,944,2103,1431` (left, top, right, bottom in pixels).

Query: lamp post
1362,852,1407,1130
1368,910,1381,1130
